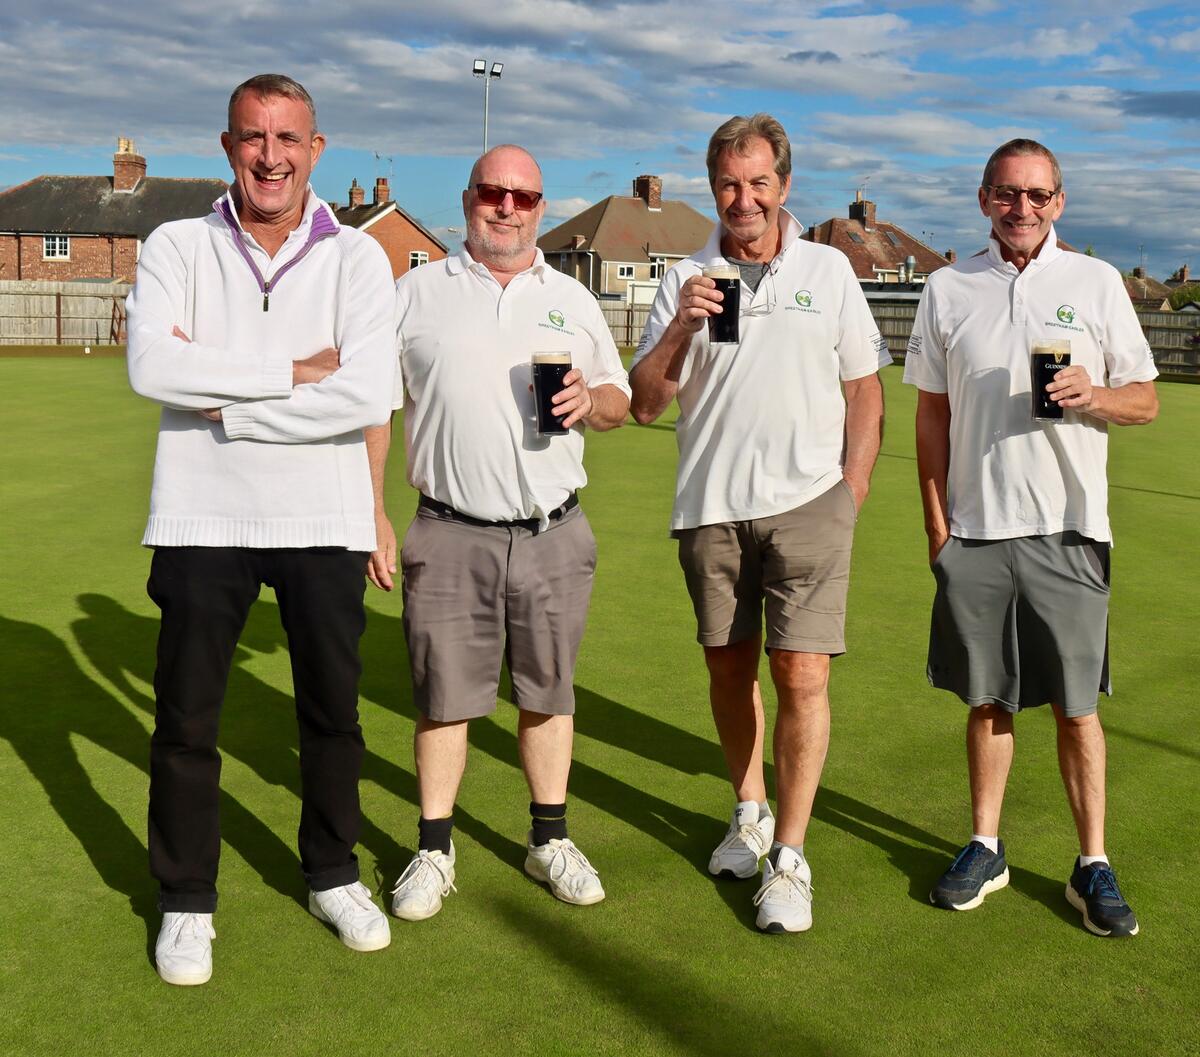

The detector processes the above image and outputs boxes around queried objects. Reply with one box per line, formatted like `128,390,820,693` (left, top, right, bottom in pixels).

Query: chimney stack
373,177,390,205
348,179,365,207
113,137,146,193
571,234,587,249
848,191,876,231
633,174,662,211
945,249,957,264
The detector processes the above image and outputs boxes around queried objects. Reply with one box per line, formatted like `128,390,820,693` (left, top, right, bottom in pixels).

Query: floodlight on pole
472,57,504,153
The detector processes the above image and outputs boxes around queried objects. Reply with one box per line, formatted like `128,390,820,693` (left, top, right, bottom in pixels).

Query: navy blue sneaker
929,840,1010,910
1066,859,1139,937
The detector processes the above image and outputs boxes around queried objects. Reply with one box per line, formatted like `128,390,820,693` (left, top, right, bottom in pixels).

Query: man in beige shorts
365,144,630,920
630,113,888,932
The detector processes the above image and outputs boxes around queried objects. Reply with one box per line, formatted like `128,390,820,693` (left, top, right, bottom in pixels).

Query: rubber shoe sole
308,893,391,952
156,963,211,987
930,867,1010,911
1065,883,1140,937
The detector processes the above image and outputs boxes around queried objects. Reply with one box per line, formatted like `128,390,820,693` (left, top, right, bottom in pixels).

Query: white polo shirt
634,210,889,531
903,228,1157,543
396,248,630,522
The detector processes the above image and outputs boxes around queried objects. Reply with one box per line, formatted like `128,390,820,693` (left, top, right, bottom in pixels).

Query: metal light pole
472,58,504,153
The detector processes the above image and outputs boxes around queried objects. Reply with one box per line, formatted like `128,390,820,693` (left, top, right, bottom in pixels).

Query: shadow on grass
492,895,860,1057
1105,723,1200,762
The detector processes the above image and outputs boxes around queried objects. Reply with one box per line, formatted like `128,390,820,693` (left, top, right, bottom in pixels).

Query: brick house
0,139,227,282
538,176,713,301
803,191,952,283
1123,267,1172,311
331,177,447,280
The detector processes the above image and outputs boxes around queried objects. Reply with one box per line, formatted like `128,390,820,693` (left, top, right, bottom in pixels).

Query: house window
650,258,666,279
617,264,635,279
885,231,902,247
559,254,570,272
408,251,429,270
847,232,864,244
43,235,70,259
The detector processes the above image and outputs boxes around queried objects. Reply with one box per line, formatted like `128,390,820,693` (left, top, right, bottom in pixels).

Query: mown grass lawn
1,359,1195,1057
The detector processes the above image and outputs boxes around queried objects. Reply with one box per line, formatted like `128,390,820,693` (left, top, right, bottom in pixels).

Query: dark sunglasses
473,183,543,211
986,185,1060,209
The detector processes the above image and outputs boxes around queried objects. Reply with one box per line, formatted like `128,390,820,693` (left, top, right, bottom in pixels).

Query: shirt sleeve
631,262,688,370
903,276,949,394
1098,265,1159,387
836,255,891,381
220,236,398,443
126,225,293,409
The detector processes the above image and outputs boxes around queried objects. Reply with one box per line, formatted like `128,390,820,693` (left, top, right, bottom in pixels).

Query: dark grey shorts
676,479,857,654
928,532,1111,718
401,504,596,722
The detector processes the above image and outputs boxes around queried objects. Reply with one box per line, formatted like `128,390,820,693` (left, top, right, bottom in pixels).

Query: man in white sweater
126,74,396,986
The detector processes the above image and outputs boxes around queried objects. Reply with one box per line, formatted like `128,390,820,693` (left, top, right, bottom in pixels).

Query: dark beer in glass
1031,340,1071,420
703,264,740,344
532,352,572,435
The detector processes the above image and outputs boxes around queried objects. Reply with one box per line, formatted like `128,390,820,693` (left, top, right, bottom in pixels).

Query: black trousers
147,547,369,913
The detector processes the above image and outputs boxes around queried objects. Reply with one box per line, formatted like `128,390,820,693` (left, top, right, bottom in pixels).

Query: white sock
971,833,1000,854
733,800,760,826
1079,853,1109,867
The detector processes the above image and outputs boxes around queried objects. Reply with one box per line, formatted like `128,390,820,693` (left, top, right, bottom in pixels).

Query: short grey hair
706,114,791,187
228,74,318,133
981,138,1062,191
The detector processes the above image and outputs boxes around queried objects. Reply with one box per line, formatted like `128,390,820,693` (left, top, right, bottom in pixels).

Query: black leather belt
418,492,578,534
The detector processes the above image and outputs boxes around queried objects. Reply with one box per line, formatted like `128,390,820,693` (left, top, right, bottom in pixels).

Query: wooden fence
0,279,130,345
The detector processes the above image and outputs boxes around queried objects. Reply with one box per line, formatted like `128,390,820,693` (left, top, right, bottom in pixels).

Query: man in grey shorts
630,114,888,932
365,144,630,919
904,138,1159,936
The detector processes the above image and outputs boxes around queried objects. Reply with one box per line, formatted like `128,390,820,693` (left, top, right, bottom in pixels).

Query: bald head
462,143,546,277
467,144,543,190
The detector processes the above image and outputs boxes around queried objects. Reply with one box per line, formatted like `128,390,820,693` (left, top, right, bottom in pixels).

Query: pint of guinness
703,263,741,344
532,352,572,435
1031,340,1071,420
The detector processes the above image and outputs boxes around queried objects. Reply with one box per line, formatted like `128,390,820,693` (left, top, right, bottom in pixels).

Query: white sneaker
390,845,457,921
308,881,391,951
709,802,775,878
753,847,813,933
524,834,605,905
155,912,215,986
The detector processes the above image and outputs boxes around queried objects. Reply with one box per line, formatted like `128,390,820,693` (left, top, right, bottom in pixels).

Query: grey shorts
928,532,1111,718
676,479,857,654
401,503,596,722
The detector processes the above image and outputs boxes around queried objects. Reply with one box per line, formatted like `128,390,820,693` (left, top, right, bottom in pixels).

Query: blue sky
2,1,1197,277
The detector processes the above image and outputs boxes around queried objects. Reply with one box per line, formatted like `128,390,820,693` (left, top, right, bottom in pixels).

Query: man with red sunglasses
366,145,630,920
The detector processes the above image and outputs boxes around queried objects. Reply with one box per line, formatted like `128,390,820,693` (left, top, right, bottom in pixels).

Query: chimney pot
112,137,146,192
348,178,365,207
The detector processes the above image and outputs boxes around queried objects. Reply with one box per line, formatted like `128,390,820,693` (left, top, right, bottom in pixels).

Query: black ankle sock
530,801,568,846
418,815,453,855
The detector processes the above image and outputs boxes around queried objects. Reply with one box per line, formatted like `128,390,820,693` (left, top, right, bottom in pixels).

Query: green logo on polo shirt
1057,305,1076,324
548,310,565,328
795,291,813,308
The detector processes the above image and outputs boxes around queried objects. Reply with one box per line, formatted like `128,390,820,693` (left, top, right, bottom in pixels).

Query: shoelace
392,852,456,897
752,866,813,907
164,913,215,944
1085,865,1124,902
952,843,992,876
545,841,597,882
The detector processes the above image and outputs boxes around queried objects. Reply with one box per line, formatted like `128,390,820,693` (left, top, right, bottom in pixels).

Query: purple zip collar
215,195,339,310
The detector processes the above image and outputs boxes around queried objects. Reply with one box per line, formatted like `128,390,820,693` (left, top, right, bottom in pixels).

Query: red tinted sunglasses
473,183,543,211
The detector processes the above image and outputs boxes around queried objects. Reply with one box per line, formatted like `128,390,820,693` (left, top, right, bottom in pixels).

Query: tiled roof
539,196,713,262
0,175,229,237
804,217,949,280
1123,272,1172,306
331,199,448,252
